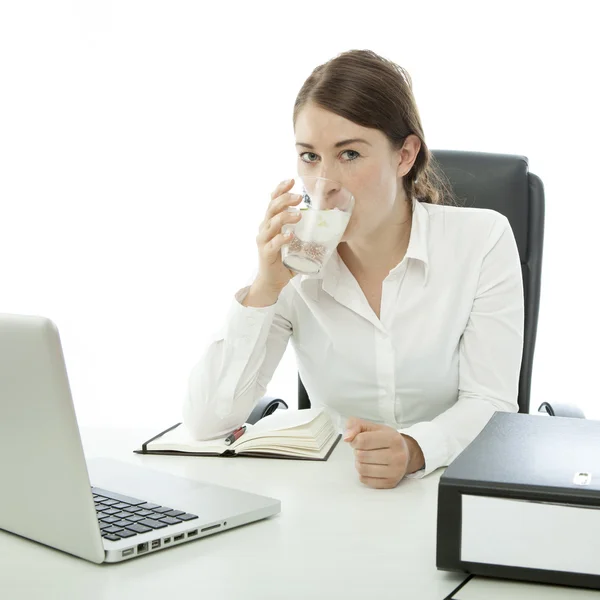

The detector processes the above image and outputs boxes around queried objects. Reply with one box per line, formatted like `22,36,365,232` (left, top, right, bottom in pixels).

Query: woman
183,49,524,489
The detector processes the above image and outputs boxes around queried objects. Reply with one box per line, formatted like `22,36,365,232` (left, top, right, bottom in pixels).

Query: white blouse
183,198,524,477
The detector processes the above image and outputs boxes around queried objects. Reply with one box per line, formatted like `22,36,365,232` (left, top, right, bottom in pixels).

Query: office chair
248,150,584,424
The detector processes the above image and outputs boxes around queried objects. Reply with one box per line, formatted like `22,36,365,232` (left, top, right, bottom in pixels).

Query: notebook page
239,428,336,454
241,407,326,437
234,410,334,452
239,416,331,447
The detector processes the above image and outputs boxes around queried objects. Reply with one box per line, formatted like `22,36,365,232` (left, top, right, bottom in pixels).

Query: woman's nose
314,179,343,210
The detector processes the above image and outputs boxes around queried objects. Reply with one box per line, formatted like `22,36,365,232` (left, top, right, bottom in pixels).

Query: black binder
436,412,600,590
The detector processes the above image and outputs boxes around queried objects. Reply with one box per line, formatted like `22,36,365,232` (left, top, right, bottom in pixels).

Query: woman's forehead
295,107,380,148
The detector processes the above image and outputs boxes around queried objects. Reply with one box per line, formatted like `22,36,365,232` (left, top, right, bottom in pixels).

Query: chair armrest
246,395,289,424
537,401,586,419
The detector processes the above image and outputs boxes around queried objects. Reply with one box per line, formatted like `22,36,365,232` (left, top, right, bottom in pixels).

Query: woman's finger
355,461,390,479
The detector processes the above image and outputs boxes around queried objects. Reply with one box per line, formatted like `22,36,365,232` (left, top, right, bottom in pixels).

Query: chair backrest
298,149,545,414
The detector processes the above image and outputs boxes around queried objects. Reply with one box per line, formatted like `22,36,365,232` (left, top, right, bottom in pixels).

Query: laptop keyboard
92,487,198,542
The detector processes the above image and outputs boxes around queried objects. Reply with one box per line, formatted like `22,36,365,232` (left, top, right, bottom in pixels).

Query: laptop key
100,516,120,524
138,518,168,529
163,510,185,517
159,516,182,526
177,513,199,521
151,506,173,514
115,529,137,539
99,522,115,530
103,508,121,516
103,525,125,534
103,534,121,541
124,523,152,534
136,509,153,517
124,505,143,513
148,512,167,520
101,499,120,506
112,502,132,510
113,520,133,528
91,487,147,506
114,511,134,519
138,503,161,510
98,506,121,516
125,515,145,523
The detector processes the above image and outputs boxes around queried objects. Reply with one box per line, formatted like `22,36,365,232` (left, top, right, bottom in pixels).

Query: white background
1,1,598,429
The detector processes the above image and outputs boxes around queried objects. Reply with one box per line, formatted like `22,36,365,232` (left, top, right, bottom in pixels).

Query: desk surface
7,427,595,600
0,426,467,600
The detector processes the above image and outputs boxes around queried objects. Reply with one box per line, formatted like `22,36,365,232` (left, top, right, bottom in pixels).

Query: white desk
3,428,596,600
0,426,466,600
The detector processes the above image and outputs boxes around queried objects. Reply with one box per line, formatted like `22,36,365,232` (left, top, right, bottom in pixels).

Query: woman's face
294,102,420,242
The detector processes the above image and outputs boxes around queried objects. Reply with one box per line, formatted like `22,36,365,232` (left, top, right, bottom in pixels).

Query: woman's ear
396,134,421,178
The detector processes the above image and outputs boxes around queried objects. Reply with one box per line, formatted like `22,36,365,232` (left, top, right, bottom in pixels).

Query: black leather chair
248,150,584,423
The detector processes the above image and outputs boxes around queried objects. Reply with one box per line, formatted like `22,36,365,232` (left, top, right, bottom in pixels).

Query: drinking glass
281,176,354,275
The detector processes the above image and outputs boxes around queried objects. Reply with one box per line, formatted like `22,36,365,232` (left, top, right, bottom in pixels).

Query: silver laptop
0,313,280,563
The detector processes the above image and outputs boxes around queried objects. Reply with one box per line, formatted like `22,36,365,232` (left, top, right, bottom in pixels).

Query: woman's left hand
343,418,424,489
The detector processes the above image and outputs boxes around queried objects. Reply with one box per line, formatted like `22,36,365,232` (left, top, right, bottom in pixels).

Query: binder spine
436,480,463,571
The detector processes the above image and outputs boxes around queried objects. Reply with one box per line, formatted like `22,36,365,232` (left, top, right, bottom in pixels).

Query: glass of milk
281,176,354,275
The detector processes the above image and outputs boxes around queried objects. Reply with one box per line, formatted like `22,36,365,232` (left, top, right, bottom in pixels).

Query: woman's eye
299,150,360,163
342,150,360,160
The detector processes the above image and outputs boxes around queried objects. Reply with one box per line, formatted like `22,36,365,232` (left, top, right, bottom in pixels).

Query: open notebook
135,407,341,461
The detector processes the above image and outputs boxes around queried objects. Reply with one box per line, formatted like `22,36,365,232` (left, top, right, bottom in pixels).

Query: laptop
0,313,281,563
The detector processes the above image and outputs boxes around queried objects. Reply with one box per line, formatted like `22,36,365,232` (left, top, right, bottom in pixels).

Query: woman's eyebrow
295,138,372,149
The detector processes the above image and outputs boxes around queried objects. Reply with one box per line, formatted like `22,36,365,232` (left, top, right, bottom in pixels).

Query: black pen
224,426,246,446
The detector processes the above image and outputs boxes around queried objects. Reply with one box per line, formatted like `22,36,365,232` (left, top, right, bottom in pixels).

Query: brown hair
293,49,456,205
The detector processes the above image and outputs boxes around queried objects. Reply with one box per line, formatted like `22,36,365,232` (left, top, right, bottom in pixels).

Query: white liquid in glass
282,208,351,274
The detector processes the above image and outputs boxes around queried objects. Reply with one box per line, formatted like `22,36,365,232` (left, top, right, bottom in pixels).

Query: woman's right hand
253,178,303,294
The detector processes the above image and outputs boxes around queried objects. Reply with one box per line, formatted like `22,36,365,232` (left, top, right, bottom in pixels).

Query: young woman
183,50,524,489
